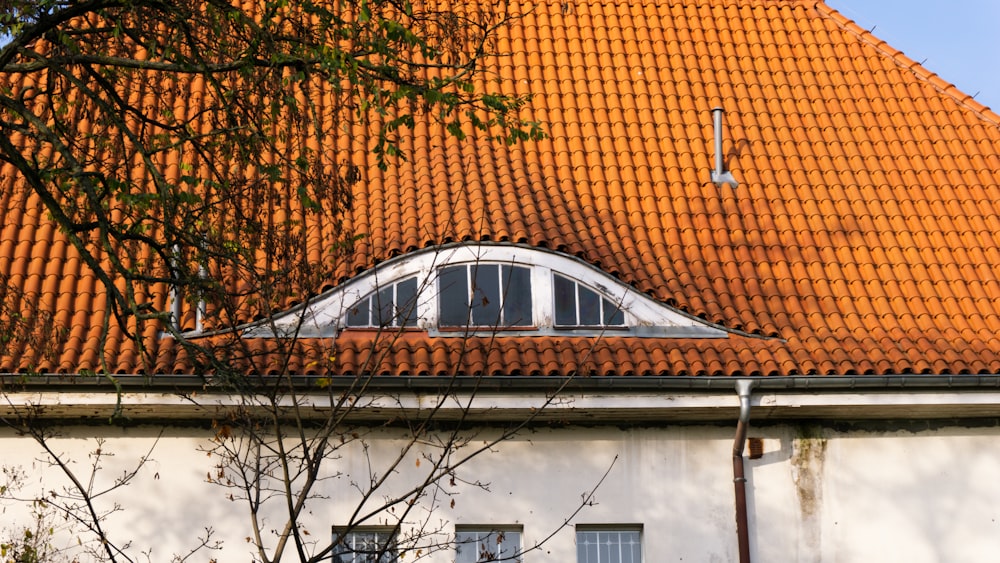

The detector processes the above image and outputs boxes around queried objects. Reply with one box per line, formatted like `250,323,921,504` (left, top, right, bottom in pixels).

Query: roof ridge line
813,0,1000,128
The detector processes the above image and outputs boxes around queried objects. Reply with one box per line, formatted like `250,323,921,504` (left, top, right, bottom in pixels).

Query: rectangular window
332,529,397,563
576,528,641,563
394,277,418,325
439,264,532,328
470,263,501,326
456,528,522,563
439,266,472,326
375,285,396,326
553,273,577,326
501,265,532,326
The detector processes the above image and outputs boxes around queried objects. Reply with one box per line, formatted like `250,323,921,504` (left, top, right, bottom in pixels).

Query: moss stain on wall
791,425,828,560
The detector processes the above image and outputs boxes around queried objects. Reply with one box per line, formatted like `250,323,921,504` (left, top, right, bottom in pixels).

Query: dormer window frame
438,263,534,329
345,276,420,329
243,243,728,339
552,273,626,329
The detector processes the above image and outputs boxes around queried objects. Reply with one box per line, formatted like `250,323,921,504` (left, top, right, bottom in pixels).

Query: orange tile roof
4,0,1000,377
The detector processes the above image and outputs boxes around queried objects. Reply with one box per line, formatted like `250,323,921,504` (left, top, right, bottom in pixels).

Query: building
3,0,1000,561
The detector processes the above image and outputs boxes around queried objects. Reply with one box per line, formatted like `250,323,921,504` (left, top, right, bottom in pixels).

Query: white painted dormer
243,243,728,339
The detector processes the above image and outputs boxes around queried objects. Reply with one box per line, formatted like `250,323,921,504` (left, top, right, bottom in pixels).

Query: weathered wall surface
2,422,999,561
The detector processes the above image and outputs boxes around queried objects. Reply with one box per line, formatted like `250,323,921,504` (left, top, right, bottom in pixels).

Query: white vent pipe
711,107,738,188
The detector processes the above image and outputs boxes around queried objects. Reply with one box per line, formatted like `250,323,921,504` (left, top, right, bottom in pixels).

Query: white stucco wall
2,421,1000,562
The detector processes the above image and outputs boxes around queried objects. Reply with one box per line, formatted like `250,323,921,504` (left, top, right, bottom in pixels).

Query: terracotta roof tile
6,0,1000,377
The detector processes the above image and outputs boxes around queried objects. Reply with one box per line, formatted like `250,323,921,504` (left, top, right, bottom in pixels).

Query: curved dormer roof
3,0,1000,376
244,243,729,339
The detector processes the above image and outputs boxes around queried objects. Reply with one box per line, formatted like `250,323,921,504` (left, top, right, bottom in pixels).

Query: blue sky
828,0,1000,112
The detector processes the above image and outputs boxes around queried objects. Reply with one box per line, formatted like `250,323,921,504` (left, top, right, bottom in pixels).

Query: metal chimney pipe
713,108,725,175
711,107,738,188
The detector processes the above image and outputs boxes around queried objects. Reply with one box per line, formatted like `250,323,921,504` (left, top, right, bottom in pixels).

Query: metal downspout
733,379,755,563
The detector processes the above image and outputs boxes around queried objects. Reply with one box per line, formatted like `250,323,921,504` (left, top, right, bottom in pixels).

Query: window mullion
575,282,582,326
466,265,474,326
420,265,435,329
535,266,551,326
391,283,398,327
598,292,605,325
497,264,506,326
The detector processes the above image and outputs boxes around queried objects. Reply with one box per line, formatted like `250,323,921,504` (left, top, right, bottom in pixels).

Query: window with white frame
346,277,419,328
553,274,625,328
576,528,641,563
455,528,522,562
332,528,397,563
439,264,532,328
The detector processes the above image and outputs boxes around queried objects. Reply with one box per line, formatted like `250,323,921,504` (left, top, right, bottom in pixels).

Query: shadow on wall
0,425,250,560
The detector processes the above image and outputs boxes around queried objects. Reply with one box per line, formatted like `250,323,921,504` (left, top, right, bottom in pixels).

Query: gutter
732,379,755,563
6,374,1000,392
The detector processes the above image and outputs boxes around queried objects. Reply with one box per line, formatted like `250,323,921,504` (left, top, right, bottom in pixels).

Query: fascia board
6,388,1000,423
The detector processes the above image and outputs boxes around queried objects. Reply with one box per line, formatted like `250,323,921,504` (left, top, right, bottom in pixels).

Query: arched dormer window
242,243,728,339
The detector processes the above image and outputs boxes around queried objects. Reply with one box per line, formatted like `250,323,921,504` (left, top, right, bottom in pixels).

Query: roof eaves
7,373,1000,393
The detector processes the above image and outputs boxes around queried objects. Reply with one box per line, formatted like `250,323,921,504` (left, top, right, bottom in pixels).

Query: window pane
499,531,522,560
578,286,601,326
333,531,397,563
456,530,521,563
439,266,470,326
471,264,501,326
502,266,532,326
346,297,370,327
375,286,394,327
598,535,612,563
554,274,577,326
623,531,641,563
603,298,624,326
578,531,598,563
455,532,475,562
396,278,418,326
576,530,640,563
